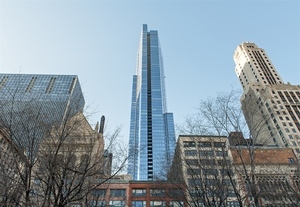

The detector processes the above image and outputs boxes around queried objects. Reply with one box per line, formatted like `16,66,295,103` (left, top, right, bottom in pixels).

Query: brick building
169,133,300,207
89,178,186,207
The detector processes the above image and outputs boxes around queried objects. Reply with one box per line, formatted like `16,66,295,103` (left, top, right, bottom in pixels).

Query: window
199,150,214,156
25,76,37,92
184,150,197,156
109,201,125,207
220,169,233,176
188,179,201,187
227,201,240,207
215,151,228,157
132,201,146,207
183,141,195,147
187,168,201,175
200,159,216,165
150,189,165,197
45,76,57,93
169,201,184,207
110,189,126,197
213,142,224,148
198,142,212,147
217,159,231,166
132,189,146,197
150,201,165,207
90,200,106,207
288,158,295,163
202,169,218,175
185,159,198,166
91,189,106,197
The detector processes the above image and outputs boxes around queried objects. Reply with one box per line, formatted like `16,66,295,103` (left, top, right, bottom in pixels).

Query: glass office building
0,74,85,152
128,25,176,180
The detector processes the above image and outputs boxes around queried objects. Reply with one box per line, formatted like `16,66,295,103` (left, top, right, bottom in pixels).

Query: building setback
233,43,300,158
128,25,176,180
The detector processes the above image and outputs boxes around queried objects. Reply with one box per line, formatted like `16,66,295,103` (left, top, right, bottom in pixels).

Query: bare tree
0,81,127,206
168,135,243,207
177,90,247,137
173,89,300,207
0,98,52,206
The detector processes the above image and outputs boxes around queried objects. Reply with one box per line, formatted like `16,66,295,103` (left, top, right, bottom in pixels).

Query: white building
233,42,300,158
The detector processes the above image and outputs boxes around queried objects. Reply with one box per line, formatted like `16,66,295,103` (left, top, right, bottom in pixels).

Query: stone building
169,135,240,207
30,112,112,205
233,42,300,159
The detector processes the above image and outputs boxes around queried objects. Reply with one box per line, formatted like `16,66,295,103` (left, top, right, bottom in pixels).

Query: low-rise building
89,178,186,207
169,135,240,207
169,133,300,207
231,145,300,206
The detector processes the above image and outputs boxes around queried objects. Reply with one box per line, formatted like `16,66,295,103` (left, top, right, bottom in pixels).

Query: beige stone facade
30,112,112,205
233,42,300,159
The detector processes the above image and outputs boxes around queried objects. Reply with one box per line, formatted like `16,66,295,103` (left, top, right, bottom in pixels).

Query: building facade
233,43,300,158
90,178,185,207
169,134,300,207
231,146,299,206
169,135,240,207
31,112,111,206
128,25,176,180
0,74,85,151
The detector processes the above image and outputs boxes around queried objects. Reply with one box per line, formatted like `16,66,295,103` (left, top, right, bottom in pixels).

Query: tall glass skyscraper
0,74,85,152
128,25,176,180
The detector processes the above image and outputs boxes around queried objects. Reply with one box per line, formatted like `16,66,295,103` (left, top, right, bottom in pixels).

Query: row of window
0,75,77,94
185,158,231,166
187,168,233,176
88,200,183,207
183,141,225,148
91,189,183,198
185,150,228,157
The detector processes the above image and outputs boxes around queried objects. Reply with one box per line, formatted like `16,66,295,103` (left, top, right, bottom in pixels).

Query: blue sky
1,0,299,145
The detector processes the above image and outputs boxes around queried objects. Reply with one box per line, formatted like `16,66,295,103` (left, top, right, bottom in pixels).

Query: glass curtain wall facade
128,25,176,180
0,74,85,152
